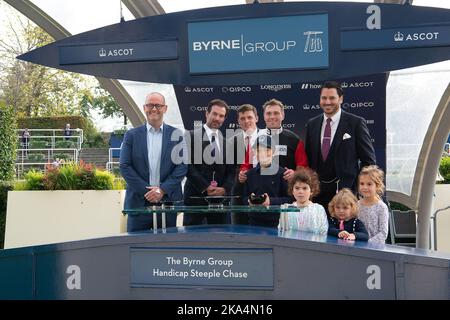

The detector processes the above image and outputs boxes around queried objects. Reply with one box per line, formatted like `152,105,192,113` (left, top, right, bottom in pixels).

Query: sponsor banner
59,40,178,65
188,14,329,74
174,74,386,171
130,248,273,289
341,24,450,51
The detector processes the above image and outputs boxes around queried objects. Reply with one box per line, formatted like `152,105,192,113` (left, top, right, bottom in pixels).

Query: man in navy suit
120,92,187,232
304,81,376,213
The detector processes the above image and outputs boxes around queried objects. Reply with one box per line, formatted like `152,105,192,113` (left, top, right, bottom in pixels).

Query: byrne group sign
18,2,450,85
188,14,328,74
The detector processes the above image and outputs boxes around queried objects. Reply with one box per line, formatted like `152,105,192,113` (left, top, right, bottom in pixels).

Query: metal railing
17,128,84,150
431,205,450,251
15,148,79,179
106,148,121,173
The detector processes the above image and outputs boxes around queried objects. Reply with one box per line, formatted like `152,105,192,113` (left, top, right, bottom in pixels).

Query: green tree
80,86,127,125
0,4,96,118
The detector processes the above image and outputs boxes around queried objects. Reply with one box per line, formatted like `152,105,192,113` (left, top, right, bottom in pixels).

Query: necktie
339,220,344,231
321,118,332,161
240,135,253,171
211,132,218,158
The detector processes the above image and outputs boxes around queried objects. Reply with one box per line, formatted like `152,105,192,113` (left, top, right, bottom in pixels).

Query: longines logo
304,31,323,53
394,31,439,42
221,86,252,93
184,87,214,93
260,84,292,92
98,47,135,58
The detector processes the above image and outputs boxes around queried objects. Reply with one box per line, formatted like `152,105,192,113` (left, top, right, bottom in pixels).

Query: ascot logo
394,31,439,42
98,47,135,58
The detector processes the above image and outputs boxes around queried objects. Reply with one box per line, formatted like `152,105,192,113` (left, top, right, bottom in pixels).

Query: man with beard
183,99,235,226
304,81,376,214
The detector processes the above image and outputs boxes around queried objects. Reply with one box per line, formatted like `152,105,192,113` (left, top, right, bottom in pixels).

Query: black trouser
183,212,230,226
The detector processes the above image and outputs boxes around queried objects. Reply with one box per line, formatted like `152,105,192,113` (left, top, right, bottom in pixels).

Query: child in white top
280,168,328,234
358,165,389,244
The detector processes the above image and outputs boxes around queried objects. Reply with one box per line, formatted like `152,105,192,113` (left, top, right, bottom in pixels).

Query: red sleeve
295,140,309,168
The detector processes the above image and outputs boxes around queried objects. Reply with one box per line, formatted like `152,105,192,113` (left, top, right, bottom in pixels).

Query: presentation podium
1,205,450,299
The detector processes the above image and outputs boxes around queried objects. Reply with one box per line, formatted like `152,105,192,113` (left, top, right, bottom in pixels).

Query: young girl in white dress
358,165,389,244
280,168,328,234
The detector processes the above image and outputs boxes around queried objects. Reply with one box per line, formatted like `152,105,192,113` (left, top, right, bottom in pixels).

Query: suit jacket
304,110,376,189
120,123,187,209
184,127,235,205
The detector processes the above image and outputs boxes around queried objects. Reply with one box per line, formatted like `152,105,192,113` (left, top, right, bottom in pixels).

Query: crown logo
99,48,107,57
341,82,348,89
394,32,404,42
184,87,192,93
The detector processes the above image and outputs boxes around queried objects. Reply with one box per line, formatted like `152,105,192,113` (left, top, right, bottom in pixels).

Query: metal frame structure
4,0,450,249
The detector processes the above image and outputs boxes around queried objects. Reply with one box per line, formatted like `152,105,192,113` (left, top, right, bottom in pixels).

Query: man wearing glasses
120,92,187,232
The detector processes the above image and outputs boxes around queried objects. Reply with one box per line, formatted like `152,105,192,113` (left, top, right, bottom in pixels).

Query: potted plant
4,161,127,249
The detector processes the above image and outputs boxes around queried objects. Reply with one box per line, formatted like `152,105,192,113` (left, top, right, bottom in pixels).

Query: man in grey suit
120,92,187,232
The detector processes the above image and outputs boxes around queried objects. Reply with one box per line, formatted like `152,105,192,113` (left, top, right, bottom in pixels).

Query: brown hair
328,188,359,218
262,99,284,112
321,81,344,97
237,104,257,117
207,99,229,117
358,165,385,198
288,168,320,199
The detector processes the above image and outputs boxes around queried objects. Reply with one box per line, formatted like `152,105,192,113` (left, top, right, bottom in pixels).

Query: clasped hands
338,231,356,241
145,186,165,203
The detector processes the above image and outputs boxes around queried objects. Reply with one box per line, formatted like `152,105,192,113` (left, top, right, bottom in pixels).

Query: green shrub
0,103,17,181
439,156,450,183
93,170,115,190
113,177,126,190
28,154,46,162
0,181,14,248
23,170,45,190
29,139,49,149
83,132,108,148
16,161,123,191
55,140,76,149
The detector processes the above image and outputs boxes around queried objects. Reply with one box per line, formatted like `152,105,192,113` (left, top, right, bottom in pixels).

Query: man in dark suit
183,99,235,226
120,92,187,232
227,104,260,225
304,81,376,213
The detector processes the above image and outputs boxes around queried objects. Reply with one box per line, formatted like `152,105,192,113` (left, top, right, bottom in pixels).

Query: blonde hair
262,99,284,112
328,188,359,218
358,165,385,198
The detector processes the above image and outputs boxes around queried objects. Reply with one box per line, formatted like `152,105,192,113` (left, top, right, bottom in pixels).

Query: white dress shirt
147,122,163,186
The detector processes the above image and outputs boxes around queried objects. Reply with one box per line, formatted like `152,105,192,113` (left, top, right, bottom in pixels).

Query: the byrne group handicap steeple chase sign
18,2,450,85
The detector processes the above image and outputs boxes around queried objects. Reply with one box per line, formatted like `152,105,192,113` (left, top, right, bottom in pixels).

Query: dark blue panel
0,248,34,300
17,2,450,85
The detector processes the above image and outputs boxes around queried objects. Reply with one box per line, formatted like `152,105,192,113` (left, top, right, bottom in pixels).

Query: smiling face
358,174,378,199
320,88,343,117
238,110,258,133
143,93,167,126
292,182,312,205
263,104,284,129
205,105,227,130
